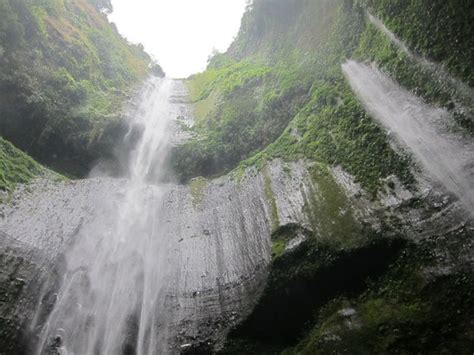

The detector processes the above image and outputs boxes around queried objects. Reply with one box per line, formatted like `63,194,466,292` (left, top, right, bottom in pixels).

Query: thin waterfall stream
32,78,183,355
342,61,474,217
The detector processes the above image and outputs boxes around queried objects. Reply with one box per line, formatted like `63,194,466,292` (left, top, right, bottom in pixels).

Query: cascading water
31,78,184,355
342,60,474,217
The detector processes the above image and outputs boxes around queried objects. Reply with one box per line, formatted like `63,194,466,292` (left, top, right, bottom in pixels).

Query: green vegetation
175,0,473,191
269,162,365,258
174,0,417,194
357,0,474,86
354,21,473,134
0,137,47,192
0,0,163,176
0,0,471,352
174,59,311,183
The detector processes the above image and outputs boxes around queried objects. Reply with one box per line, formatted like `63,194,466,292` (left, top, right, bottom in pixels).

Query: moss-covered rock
0,137,50,193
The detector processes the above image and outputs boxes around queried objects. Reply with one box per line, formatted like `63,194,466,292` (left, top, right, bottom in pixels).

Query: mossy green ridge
175,58,311,183
0,137,48,192
0,0,163,177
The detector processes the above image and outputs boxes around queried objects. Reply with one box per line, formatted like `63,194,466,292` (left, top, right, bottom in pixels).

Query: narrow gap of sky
109,0,248,78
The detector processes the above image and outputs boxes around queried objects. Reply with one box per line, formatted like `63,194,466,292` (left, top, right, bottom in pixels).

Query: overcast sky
109,0,248,78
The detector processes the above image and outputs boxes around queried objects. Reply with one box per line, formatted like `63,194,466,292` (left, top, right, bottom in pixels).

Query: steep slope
0,0,164,176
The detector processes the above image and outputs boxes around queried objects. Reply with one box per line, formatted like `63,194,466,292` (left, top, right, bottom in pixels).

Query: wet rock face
0,232,49,354
0,159,317,353
218,166,474,353
1,159,472,353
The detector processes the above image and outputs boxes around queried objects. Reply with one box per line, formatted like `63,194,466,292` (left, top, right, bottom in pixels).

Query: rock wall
1,153,473,353
0,158,319,353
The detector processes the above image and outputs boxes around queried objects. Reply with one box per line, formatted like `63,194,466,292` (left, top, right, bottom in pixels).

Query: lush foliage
174,0,415,193
0,0,162,176
174,59,311,182
356,0,474,86
174,0,473,192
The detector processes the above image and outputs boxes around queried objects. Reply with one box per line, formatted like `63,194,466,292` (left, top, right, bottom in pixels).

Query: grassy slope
0,137,49,192
0,0,163,176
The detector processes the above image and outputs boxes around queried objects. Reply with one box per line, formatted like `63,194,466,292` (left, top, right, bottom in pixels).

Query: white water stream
32,78,183,355
343,61,474,217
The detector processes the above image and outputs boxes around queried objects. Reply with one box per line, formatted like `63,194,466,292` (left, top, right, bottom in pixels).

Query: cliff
175,0,474,352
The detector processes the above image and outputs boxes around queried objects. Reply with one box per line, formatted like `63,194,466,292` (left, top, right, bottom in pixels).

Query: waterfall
32,78,184,355
342,60,474,218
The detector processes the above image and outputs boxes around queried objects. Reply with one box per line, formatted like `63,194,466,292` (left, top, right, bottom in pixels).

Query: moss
304,164,364,247
270,224,304,259
0,137,48,192
292,243,474,354
271,239,286,259
189,176,208,208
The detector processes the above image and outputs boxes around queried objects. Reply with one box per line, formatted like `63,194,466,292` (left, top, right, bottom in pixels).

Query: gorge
0,0,473,354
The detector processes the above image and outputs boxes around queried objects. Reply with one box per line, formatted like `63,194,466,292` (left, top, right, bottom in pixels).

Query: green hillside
0,0,163,176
